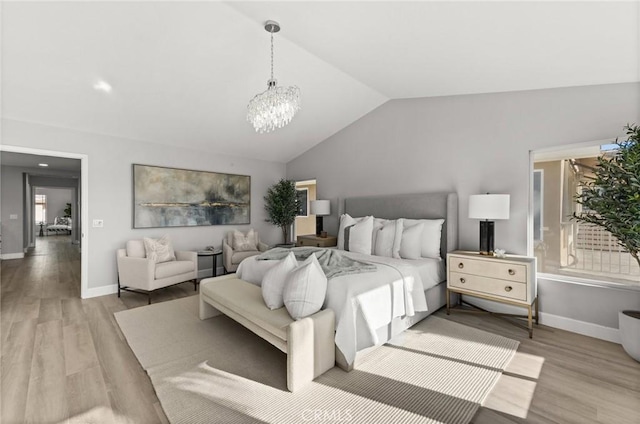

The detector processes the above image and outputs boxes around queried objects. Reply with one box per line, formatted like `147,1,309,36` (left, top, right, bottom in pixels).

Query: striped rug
115,296,519,424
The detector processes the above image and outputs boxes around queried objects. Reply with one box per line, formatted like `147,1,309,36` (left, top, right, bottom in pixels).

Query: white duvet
237,249,445,367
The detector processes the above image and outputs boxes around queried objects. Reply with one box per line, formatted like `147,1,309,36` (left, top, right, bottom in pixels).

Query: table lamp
310,200,331,237
469,194,510,255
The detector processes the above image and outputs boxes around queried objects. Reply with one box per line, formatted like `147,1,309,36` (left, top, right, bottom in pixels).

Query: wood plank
66,365,115,424
63,321,99,376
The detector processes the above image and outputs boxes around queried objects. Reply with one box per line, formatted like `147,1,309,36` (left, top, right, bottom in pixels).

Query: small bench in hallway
199,274,335,392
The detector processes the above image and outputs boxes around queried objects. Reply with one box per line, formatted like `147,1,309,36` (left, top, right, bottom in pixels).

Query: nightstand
296,234,337,247
446,250,538,337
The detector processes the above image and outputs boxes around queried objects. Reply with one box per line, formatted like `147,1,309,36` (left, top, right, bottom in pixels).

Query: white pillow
402,218,445,258
344,216,374,255
337,214,360,250
283,254,328,320
392,219,405,259
373,220,397,257
143,235,176,263
233,229,258,251
261,252,297,310
399,223,424,260
371,218,388,254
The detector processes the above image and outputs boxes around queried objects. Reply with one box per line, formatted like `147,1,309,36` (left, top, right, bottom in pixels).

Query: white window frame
35,194,47,224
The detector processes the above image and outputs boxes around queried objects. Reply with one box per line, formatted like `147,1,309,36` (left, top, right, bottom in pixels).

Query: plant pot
619,310,640,362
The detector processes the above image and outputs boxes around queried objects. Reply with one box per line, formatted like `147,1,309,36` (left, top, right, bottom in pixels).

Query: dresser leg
528,305,533,338
446,289,450,315
535,296,539,325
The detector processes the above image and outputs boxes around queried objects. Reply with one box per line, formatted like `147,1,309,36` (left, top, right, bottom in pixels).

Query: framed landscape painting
132,164,251,228
296,187,308,217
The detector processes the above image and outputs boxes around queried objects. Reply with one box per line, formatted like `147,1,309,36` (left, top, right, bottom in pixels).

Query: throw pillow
402,218,445,258
373,220,397,257
283,254,328,320
391,218,405,259
143,235,176,263
261,252,298,309
126,239,146,258
399,223,424,260
344,216,374,255
233,229,258,252
337,214,357,250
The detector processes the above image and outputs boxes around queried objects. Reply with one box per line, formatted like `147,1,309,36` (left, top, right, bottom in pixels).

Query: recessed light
38,163,49,167
93,80,112,93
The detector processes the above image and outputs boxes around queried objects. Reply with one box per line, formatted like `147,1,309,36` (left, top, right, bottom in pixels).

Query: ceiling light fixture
247,20,301,134
38,163,49,167
93,80,112,93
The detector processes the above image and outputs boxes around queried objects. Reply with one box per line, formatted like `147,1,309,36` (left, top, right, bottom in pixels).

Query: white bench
199,274,335,392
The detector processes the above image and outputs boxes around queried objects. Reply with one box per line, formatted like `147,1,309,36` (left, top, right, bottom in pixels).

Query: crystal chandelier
247,21,301,134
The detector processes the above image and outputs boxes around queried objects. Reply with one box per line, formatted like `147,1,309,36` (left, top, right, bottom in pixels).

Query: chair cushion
155,260,194,280
144,235,176,263
231,250,260,265
126,240,146,258
232,229,258,251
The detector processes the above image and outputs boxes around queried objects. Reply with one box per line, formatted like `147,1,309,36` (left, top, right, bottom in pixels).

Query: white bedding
237,249,446,367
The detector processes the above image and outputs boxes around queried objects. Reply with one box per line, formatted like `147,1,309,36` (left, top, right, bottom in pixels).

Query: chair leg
194,279,197,291
148,292,151,305
117,278,121,298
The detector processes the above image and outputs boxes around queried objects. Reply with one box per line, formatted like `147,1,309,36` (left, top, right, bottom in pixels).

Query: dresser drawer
451,256,527,283
449,271,527,301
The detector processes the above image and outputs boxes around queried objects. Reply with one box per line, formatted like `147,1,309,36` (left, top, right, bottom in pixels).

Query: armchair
116,239,197,304
222,230,269,273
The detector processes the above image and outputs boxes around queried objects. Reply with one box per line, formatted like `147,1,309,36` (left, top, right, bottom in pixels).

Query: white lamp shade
310,200,331,216
469,194,510,220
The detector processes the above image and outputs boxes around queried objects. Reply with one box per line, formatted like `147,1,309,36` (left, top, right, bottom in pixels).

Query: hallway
0,235,193,423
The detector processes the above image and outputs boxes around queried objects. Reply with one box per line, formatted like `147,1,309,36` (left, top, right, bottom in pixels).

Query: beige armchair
116,239,197,304
222,231,269,273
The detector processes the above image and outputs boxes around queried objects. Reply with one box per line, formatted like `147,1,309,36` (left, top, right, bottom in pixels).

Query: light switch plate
92,219,104,228
9,214,18,220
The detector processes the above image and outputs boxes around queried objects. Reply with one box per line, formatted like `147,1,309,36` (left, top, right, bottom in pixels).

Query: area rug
115,296,519,424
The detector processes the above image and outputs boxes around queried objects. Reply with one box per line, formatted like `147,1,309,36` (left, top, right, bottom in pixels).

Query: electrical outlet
9,214,18,220
92,219,104,228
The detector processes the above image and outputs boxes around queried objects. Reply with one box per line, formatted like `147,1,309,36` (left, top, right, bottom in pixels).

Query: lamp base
315,216,324,236
479,220,495,256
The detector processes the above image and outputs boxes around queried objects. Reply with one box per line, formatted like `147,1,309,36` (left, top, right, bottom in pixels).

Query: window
35,194,47,224
532,143,639,286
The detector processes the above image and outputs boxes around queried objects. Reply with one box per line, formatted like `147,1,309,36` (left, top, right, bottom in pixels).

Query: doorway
0,145,88,298
294,179,317,239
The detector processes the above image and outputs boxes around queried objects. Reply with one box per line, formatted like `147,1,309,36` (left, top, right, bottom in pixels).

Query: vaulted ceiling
2,1,638,163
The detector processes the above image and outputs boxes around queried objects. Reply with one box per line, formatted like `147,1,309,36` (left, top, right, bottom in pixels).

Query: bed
47,216,72,235
238,192,458,370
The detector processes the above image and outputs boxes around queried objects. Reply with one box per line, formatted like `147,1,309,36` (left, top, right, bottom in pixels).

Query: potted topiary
264,179,301,246
573,124,640,362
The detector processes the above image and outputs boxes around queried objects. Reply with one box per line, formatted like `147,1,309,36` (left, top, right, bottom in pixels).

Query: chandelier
247,21,301,134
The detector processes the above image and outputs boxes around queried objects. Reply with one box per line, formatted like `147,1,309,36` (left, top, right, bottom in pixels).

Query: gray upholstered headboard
344,192,458,258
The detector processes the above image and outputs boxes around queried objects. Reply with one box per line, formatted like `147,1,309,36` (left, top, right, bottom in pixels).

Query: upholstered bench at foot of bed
199,274,335,392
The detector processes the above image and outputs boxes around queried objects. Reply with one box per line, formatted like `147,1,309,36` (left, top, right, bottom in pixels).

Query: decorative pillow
402,218,445,258
126,239,146,258
371,218,388,254
337,214,358,250
373,220,397,257
399,223,424,259
143,235,176,263
391,219,405,259
283,254,328,320
344,216,374,255
262,252,298,309
232,229,258,252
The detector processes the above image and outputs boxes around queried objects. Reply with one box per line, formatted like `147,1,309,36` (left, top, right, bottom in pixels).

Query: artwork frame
296,187,309,217
132,164,251,228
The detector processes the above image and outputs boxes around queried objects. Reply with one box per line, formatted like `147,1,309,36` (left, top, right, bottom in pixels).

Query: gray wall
2,118,286,292
34,186,73,230
286,82,640,330
1,166,26,255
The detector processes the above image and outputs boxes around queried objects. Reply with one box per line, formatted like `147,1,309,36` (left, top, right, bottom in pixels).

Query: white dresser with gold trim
446,250,538,337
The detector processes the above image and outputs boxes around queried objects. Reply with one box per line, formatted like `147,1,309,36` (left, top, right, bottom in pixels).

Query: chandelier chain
270,31,274,82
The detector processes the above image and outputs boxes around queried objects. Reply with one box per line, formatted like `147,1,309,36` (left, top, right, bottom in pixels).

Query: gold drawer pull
460,278,466,284
458,263,464,269
505,286,513,292
508,269,515,275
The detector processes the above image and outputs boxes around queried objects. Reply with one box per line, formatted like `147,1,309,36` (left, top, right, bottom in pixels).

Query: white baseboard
82,284,118,299
1,252,25,260
539,312,620,344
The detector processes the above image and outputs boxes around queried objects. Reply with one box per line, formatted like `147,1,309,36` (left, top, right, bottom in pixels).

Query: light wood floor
1,236,639,423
